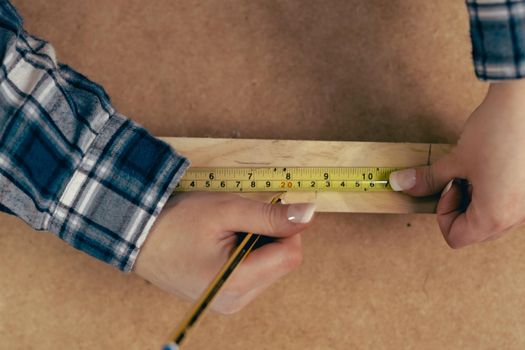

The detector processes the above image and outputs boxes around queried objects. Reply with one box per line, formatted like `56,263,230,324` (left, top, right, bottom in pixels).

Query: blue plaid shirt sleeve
0,1,189,271
467,0,525,80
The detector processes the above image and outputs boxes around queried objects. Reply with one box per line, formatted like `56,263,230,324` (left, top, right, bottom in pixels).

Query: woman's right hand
134,192,315,314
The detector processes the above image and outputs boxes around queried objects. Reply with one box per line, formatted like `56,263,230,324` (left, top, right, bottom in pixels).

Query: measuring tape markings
174,167,401,192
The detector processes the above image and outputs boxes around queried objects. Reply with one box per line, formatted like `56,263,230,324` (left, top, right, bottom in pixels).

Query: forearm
488,79,525,100
0,1,189,271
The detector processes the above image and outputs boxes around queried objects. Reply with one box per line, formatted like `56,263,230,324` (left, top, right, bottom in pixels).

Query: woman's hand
389,80,525,248
134,192,315,314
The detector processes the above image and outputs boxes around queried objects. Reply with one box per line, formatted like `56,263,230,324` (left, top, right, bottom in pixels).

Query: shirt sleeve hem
124,157,190,272
47,113,190,272
467,0,525,81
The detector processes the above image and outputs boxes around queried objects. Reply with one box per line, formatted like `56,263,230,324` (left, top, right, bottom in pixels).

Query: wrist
487,79,525,103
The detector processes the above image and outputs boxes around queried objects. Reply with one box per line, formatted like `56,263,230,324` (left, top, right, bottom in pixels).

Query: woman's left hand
389,80,525,248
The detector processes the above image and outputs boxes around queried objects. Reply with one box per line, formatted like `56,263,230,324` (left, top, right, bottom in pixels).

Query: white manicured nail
287,203,316,223
389,169,416,191
441,179,454,198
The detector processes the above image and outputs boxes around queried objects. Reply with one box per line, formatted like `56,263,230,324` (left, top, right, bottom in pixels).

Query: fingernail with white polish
287,203,316,223
389,169,416,191
441,179,454,198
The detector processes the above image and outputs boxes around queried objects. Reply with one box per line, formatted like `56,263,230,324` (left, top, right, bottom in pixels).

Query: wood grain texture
162,137,453,213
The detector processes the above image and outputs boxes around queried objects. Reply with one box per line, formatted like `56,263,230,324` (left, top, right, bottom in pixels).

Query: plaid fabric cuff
0,0,190,272
467,0,525,80
47,115,189,272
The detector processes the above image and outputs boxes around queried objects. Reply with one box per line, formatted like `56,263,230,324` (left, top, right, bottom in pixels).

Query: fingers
218,195,316,238
390,153,463,197
212,234,303,314
436,180,468,247
234,233,302,290
199,194,311,314
212,282,267,315
389,152,493,248
436,180,491,248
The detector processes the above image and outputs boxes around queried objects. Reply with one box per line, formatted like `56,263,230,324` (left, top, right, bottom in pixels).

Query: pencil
163,194,284,350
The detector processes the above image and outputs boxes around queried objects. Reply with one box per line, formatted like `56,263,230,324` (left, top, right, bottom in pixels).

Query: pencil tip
162,343,179,350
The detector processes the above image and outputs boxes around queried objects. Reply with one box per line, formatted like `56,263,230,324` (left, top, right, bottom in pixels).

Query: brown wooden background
2,1,525,349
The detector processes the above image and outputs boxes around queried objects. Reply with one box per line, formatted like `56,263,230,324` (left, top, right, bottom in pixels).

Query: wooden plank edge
160,137,452,214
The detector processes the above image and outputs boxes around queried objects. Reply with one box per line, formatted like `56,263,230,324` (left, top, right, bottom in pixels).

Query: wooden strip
160,137,453,214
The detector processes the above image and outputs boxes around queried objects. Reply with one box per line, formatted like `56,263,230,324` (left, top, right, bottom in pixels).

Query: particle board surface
3,1,525,350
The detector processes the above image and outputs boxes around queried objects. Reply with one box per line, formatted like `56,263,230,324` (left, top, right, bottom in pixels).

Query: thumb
436,179,480,248
389,153,462,197
221,196,316,237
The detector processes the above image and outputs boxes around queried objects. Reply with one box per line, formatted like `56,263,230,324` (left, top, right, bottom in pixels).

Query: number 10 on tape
174,167,400,192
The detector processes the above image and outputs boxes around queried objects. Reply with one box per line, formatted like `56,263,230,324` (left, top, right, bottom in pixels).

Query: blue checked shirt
0,1,189,272
468,0,525,79
0,1,522,272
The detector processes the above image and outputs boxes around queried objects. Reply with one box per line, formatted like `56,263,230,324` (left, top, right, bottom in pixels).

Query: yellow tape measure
174,167,400,192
